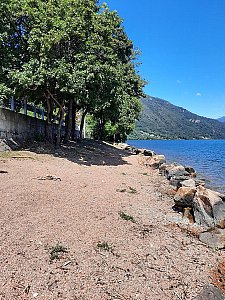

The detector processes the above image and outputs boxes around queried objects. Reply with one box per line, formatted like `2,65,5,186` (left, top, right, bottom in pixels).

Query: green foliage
119,212,135,222
128,186,138,194
97,241,112,252
50,243,67,261
129,96,225,140
0,0,145,143
0,84,12,105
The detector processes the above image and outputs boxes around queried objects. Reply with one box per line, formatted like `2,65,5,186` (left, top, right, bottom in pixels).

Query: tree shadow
24,139,132,167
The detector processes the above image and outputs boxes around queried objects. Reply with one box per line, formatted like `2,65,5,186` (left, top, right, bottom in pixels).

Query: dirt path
0,141,224,300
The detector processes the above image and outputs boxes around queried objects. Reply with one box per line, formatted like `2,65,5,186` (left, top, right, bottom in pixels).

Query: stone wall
0,108,46,139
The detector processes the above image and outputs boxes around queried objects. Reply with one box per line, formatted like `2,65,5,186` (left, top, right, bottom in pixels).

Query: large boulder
159,163,187,177
194,284,225,300
169,175,192,188
0,138,20,151
193,186,225,228
134,148,144,155
194,178,206,187
180,178,196,188
159,163,193,188
159,163,172,176
143,149,156,156
143,155,166,169
166,165,190,180
174,187,197,207
199,228,225,249
184,166,196,177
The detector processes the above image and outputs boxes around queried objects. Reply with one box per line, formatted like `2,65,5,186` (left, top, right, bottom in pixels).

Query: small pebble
33,292,38,298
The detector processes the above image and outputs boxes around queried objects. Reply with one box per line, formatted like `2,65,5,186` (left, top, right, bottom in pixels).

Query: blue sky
103,0,225,119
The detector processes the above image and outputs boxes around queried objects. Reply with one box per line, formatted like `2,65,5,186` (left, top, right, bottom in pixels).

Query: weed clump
119,211,135,222
128,187,137,194
50,243,67,261
116,188,126,193
97,241,112,252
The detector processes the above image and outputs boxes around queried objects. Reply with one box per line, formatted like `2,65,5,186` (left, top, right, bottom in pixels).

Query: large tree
0,0,145,144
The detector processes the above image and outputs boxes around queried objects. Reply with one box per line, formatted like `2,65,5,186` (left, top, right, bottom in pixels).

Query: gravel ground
0,140,224,300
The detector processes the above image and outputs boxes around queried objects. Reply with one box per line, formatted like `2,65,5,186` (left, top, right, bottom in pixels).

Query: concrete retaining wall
0,108,46,139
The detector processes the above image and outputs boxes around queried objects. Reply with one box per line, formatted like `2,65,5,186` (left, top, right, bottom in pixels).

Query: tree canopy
0,0,145,143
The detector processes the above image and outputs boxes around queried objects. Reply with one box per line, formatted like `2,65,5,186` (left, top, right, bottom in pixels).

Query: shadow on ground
23,139,132,167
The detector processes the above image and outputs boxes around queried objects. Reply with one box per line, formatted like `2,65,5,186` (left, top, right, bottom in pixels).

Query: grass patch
97,241,112,252
119,211,135,222
0,151,36,160
128,186,138,194
142,172,149,176
0,151,13,159
50,243,67,261
116,188,126,193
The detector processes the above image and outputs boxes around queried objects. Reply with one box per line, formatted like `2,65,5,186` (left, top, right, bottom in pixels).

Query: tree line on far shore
0,0,145,144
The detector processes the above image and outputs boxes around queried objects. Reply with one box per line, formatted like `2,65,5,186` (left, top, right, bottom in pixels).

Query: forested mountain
217,117,225,123
129,96,225,140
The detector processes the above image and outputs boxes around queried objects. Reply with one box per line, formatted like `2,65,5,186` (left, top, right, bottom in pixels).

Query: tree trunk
46,96,53,143
46,89,65,146
64,99,73,143
71,102,76,141
79,108,88,140
98,110,105,140
56,106,64,146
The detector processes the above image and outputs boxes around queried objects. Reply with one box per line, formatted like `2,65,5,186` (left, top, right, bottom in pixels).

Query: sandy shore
0,140,224,300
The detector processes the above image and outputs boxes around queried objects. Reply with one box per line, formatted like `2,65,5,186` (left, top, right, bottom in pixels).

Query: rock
124,145,135,152
33,292,39,298
199,228,225,249
180,178,196,188
143,149,155,156
143,155,166,169
0,139,11,152
159,163,175,176
169,175,192,188
0,138,20,152
134,148,144,155
167,188,177,196
166,165,190,180
183,207,195,224
195,178,206,187
194,284,225,300
174,187,197,207
150,155,166,168
185,166,195,174
193,186,225,228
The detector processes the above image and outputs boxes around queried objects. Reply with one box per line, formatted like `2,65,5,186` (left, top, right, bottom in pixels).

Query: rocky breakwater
123,143,225,250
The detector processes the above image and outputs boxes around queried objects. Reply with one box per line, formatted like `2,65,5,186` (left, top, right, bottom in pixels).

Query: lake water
128,140,225,194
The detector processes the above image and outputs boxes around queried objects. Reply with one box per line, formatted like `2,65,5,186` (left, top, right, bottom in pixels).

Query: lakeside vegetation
0,0,145,144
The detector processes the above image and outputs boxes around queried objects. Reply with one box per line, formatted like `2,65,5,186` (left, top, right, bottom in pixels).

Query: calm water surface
128,140,225,193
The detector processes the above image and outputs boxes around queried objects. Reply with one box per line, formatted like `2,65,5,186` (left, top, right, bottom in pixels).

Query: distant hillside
129,96,225,140
217,116,225,123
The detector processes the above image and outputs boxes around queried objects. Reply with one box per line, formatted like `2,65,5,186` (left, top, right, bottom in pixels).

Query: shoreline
127,139,225,194
121,141,225,246
0,139,225,299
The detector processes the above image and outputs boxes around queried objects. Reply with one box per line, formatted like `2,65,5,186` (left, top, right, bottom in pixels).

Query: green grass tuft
119,211,135,222
97,241,112,252
50,243,67,261
128,186,137,194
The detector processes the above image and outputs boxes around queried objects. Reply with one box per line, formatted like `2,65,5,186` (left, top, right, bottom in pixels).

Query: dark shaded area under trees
0,0,145,145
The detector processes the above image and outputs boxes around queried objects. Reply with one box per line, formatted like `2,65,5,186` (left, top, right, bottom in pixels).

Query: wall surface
0,108,46,139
